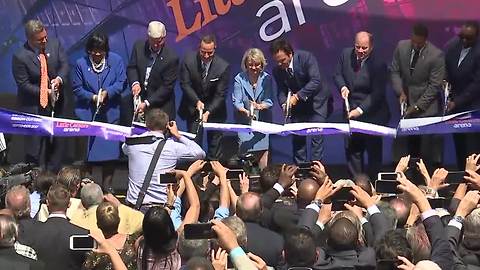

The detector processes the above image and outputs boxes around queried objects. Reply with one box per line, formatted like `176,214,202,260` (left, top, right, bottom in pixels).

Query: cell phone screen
159,173,177,184
375,180,400,194
331,187,354,202
184,223,217,239
378,172,399,181
446,171,466,184
70,235,96,250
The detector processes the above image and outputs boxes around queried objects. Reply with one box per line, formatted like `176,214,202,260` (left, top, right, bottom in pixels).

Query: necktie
354,58,362,72
39,52,49,108
201,62,208,82
287,67,294,78
410,49,420,74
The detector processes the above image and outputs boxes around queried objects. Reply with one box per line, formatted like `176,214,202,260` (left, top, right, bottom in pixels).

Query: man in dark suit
127,21,179,120
12,19,69,171
445,21,480,170
270,39,331,164
334,31,389,179
5,185,41,247
0,215,45,270
179,35,230,160
391,23,445,168
30,184,87,270
236,192,283,267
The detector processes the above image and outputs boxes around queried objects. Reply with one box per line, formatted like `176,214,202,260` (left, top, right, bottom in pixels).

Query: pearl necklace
89,56,106,73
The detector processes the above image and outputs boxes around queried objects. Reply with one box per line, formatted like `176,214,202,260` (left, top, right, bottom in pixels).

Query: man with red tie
12,19,69,171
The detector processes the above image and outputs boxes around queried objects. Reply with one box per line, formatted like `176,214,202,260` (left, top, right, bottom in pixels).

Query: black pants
291,113,325,164
187,118,223,160
346,133,383,181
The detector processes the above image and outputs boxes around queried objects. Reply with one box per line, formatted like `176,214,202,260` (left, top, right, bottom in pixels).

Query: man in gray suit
12,20,69,171
391,23,445,168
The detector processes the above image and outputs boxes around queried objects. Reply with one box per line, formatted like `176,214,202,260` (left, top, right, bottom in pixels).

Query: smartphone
295,167,311,179
428,197,446,209
202,162,213,173
375,180,400,194
158,173,177,184
295,162,313,178
332,200,348,211
377,172,400,181
331,187,354,202
446,171,466,184
69,235,97,251
408,157,421,168
184,223,217,239
226,169,244,180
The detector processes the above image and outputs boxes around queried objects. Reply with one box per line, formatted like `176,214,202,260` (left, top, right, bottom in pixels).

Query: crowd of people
5,15,480,270
2,147,480,269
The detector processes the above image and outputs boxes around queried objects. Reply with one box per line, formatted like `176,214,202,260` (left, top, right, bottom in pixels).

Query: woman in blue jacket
72,32,126,190
232,48,274,169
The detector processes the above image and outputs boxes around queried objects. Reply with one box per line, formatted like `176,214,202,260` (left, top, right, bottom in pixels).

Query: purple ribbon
1,108,480,140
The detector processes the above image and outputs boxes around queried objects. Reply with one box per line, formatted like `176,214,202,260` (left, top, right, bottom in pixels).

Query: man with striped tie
12,19,69,171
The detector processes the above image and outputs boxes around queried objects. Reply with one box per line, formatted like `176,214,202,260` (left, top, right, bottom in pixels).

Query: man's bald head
236,192,262,223
5,185,31,219
354,31,373,60
298,178,319,206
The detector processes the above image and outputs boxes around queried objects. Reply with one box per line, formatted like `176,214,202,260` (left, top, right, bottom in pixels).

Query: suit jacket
423,215,454,270
334,48,389,124
391,40,445,117
0,247,44,270
17,217,41,247
272,50,331,120
447,224,480,270
127,40,179,119
31,216,88,270
12,39,69,115
245,222,284,267
445,38,480,112
179,52,230,121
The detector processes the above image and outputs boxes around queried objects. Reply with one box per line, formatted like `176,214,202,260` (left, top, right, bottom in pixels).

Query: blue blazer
72,52,126,123
232,71,273,123
445,37,480,112
272,50,331,120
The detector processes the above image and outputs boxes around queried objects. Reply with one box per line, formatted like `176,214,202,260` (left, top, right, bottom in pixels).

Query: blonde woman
232,48,273,169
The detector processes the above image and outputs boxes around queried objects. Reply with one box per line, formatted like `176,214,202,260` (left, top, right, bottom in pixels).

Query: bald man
297,178,320,208
5,185,41,247
334,31,389,180
236,192,283,267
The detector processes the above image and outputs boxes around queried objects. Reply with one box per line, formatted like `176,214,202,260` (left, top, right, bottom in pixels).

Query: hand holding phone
184,223,217,239
70,235,97,251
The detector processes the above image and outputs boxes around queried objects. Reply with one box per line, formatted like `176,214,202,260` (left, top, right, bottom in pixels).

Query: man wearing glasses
445,21,480,169
127,21,179,120
178,35,230,160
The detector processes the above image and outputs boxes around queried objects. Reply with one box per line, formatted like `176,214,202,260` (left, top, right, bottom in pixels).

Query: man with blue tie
445,21,480,169
270,39,331,164
334,31,389,179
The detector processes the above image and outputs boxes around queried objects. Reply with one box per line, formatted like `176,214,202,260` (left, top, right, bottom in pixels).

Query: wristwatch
453,215,465,224
311,199,323,207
